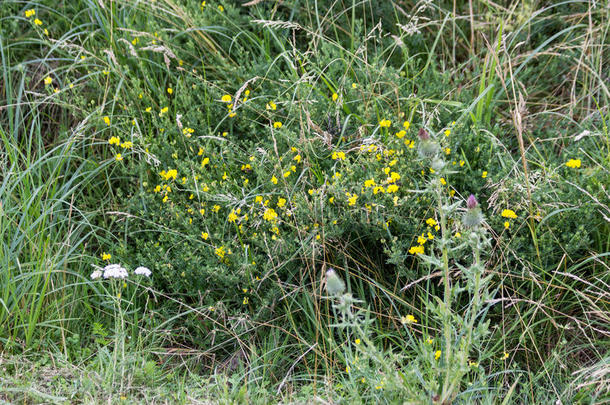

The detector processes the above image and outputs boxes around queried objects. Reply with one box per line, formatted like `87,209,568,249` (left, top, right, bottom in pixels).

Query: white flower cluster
134,266,152,277
90,264,151,280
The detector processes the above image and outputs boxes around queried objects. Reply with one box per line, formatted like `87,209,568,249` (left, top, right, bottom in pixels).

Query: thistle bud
325,268,345,296
463,194,484,228
418,128,430,141
467,194,477,209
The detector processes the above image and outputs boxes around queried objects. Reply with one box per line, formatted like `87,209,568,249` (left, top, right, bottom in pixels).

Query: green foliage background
1,0,609,402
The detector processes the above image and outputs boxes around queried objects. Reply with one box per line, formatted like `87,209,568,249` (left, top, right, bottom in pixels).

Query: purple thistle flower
467,194,478,210
418,128,430,141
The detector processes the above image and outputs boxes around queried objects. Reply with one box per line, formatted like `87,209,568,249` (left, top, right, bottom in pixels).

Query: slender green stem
438,180,452,399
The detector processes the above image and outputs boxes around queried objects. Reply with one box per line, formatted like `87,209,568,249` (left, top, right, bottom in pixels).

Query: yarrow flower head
102,264,128,279
134,266,152,277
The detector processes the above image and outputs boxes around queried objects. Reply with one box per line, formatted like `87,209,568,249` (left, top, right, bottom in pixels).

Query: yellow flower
355,338,361,344
201,232,209,240
44,76,52,85
198,147,204,156
218,5,224,11
401,314,417,324
379,119,391,128
502,352,509,360
331,93,338,101
271,175,278,184
403,121,410,129
266,101,277,110
364,179,375,188
347,193,358,206
481,171,488,178
504,221,510,229
440,177,447,185
388,171,400,183
201,157,210,167
331,151,346,160
408,245,424,255
283,170,291,178
387,184,399,193
277,198,286,208
352,83,358,89
565,158,581,168
501,209,517,219
293,154,301,163
108,136,120,145
444,147,451,155
444,129,451,136
435,350,442,360
426,218,437,227
455,232,461,238
215,246,226,259
167,87,173,94
228,211,238,223
120,141,133,149
34,18,42,26
221,94,231,103
273,121,283,129
396,130,406,139
101,252,111,261
25,9,36,17
160,169,177,180
115,153,123,161
373,186,385,194
263,208,278,222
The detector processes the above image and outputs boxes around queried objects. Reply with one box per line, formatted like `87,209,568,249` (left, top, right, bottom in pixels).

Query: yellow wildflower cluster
401,314,417,324
565,158,581,168
159,169,178,181
331,151,346,160
379,119,391,128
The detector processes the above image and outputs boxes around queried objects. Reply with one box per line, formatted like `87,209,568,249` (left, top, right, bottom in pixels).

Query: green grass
1,0,609,403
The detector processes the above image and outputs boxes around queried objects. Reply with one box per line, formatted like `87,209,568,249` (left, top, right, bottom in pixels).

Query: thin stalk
438,180,453,399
